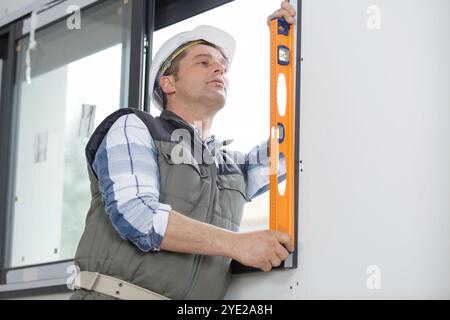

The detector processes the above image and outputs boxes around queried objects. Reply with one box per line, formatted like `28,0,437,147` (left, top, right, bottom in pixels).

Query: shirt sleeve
92,113,171,252
244,139,286,200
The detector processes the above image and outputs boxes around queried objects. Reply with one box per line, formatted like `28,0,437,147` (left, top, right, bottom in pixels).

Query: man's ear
159,76,176,95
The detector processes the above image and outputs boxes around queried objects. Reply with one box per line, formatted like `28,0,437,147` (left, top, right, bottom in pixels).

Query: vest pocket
216,173,247,230
160,150,208,178
217,174,249,202
157,142,211,212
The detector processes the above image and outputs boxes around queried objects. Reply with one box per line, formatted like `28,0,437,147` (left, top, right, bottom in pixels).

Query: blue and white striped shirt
92,113,286,253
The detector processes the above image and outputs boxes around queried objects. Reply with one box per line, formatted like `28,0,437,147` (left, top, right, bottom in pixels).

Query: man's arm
243,139,286,200
160,210,294,272
92,113,171,252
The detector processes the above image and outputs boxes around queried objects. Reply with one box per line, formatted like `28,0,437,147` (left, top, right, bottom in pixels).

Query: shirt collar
160,109,216,144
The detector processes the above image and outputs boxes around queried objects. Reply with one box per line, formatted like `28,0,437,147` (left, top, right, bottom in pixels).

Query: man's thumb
274,231,294,252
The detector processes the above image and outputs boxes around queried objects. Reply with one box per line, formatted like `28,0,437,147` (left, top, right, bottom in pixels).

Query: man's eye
199,61,209,66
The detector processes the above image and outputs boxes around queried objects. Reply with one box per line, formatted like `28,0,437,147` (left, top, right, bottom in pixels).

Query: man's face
171,44,229,110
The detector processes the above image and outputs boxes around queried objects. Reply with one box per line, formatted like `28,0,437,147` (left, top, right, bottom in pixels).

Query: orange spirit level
231,4,300,274
269,16,297,268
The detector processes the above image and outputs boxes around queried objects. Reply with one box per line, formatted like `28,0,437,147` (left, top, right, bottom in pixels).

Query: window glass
9,0,133,267
152,0,280,231
0,59,3,90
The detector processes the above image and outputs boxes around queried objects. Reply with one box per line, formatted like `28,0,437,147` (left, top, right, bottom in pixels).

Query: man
71,1,297,300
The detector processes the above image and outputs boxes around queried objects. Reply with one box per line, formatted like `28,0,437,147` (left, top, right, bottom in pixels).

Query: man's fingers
268,8,283,21
275,245,290,262
278,9,295,24
274,231,295,252
281,0,297,16
270,256,282,268
267,8,296,26
261,263,272,272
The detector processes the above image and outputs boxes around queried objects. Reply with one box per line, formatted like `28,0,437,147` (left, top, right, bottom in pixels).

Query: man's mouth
208,79,225,86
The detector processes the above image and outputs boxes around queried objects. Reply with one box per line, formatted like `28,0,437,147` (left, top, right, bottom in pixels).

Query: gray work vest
71,108,249,300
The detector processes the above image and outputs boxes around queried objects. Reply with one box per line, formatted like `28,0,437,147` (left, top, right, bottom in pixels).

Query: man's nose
212,61,226,74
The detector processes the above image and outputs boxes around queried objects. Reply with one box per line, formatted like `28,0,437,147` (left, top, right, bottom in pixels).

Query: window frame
0,22,18,288
0,0,150,297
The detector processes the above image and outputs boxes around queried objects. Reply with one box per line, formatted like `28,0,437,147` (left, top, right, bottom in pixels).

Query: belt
74,271,170,300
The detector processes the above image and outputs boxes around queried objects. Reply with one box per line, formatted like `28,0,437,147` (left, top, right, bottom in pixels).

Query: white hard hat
149,25,236,111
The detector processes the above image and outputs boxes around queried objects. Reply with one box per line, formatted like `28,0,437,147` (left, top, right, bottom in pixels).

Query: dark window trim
0,23,18,286
0,284,70,300
154,0,234,31
128,0,153,110
143,0,155,112
293,0,303,270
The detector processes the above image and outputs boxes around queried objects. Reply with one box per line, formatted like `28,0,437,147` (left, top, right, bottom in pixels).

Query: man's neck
166,105,215,142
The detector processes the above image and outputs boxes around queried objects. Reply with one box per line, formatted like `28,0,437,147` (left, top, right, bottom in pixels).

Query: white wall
226,0,450,299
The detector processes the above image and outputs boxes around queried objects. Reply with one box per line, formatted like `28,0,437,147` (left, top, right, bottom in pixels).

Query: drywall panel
228,0,450,299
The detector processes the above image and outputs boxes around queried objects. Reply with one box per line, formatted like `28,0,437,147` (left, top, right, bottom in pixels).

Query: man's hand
230,230,294,272
267,0,297,26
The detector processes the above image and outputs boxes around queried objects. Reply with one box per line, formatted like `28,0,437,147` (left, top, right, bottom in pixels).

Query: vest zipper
165,116,219,298
181,146,218,299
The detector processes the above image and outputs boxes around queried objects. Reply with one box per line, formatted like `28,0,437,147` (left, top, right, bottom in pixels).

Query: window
152,0,281,231
8,0,133,268
0,27,14,286
0,59,3,89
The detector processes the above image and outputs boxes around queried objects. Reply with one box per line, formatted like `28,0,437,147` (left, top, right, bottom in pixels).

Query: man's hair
160,40,226,109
